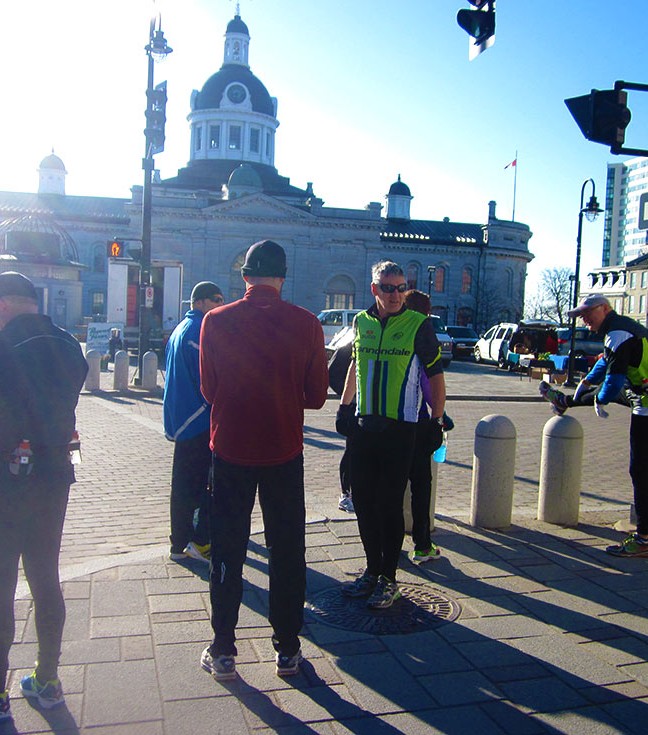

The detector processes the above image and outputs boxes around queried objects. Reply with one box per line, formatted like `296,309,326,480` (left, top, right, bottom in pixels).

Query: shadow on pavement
240,531,648,733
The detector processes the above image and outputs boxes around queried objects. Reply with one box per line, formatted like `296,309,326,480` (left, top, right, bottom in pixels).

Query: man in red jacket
199,240,328,681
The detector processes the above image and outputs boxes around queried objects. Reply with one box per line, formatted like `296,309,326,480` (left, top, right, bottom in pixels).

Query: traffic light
146,80,167,155
106,238,125,258
457,1,495,58
565,88,631,152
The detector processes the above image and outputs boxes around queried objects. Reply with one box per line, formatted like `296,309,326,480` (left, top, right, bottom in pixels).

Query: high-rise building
603,156,648,266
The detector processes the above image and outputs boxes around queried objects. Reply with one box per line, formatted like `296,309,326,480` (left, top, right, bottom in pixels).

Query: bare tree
539,267,573,324
525,267,573,324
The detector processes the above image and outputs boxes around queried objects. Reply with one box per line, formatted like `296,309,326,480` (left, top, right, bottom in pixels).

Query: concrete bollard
538,415,583,526
403,465,438,534
141,350,159,391
84,350,101,391
471,414,516,528
113,350,129,391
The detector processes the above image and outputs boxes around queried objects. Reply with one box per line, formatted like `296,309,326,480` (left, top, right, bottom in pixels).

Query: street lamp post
134,14,172,385
427,265,436,297
568,274,576,307
566,179,603,386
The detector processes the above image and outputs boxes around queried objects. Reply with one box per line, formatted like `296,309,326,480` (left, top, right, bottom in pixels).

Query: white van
316,309,361,345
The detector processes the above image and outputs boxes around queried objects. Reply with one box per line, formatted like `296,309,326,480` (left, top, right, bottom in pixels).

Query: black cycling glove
336,404,357,437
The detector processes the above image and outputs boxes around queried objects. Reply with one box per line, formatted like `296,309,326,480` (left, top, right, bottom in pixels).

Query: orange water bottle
10,439,33,476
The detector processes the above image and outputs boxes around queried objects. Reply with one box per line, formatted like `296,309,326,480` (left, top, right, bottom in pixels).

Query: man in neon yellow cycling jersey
337,261,446,609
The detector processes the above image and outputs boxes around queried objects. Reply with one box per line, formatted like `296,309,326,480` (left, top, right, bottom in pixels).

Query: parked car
556,326,604,358
446,325,479,360
316,309,362,345
430,315,453,367
325,325,353,359
474,323,516,366
474,320,559,367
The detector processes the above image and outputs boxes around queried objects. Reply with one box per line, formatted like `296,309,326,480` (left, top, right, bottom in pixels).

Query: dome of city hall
193,66,274,116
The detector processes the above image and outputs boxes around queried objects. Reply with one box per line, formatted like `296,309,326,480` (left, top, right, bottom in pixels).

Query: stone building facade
0,12,533,334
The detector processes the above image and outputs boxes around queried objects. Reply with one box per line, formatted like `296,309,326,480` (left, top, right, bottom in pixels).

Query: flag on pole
504,158,517,169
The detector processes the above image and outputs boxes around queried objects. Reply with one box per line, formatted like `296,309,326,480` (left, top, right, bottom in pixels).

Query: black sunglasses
208,295,224,304
377,283,407,294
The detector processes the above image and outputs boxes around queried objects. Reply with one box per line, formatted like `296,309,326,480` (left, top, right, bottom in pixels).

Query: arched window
93,243,106,273
325,275,355,309
406,262,419,291
505,269,513,297
456,307,474,326
461,266,473,294
434,266,446,293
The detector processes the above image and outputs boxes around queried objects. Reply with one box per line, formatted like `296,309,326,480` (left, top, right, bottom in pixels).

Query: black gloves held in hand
428,419,444,453
336,404,357,437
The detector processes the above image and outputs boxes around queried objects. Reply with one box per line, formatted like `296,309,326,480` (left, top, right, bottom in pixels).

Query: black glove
442,412,454,432
428,419,443,453
336,404,357,437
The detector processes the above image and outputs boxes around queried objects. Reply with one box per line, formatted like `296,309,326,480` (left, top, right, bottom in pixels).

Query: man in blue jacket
164,281,224,562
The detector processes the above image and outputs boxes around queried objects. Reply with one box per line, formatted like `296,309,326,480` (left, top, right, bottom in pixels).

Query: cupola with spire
385,175,412,220
38,151,67,196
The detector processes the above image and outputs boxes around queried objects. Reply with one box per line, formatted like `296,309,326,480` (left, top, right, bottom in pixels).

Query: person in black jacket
328,328,356,513
0,272,88,721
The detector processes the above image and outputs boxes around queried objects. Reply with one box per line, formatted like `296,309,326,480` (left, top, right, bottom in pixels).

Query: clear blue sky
1,0,646,295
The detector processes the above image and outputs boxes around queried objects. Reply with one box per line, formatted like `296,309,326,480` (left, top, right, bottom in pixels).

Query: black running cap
0,271,37,300
240,240,287,278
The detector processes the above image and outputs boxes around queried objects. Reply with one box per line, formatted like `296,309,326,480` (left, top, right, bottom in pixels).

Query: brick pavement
55,361,634,571
5,359,648,734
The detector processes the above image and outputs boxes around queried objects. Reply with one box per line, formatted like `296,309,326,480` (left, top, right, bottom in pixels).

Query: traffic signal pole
135,30,155,386
133,14,171,386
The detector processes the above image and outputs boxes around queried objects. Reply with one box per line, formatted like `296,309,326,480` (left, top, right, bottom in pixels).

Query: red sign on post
145,286,154,308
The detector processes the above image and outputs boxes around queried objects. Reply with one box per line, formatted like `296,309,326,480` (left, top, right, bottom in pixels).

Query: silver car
430,315,453,368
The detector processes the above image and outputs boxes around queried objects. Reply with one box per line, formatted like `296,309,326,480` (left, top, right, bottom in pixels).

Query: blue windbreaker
163,309,210,441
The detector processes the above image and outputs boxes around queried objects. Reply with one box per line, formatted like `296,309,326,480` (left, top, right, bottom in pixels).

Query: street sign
145,286,154,308
639,192,648,230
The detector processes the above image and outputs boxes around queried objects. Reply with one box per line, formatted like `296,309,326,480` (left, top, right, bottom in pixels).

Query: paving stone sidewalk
6,517,648,734
5,361,647,734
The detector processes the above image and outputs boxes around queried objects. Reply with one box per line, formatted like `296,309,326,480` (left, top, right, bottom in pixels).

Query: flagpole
512,150,518,221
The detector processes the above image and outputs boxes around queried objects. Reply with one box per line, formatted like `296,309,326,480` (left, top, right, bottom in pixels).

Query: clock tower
186,11,278,171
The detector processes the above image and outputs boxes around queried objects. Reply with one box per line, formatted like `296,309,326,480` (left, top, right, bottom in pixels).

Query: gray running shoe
276,649,303,676
338,494,355,513
366,575,401,609
341,570,378,598
201,646,236,681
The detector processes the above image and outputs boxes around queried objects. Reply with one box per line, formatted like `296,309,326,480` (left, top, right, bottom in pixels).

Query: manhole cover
306,583,461,635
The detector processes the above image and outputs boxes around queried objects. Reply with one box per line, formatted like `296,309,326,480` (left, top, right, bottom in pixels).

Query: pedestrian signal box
107,239,125,258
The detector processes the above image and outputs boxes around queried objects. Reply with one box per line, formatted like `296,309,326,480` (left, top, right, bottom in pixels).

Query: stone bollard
113,350,129,391
538,415,583,526
84,350,101,391
471,414,516,528
141,350,158,391
403,466,438,535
